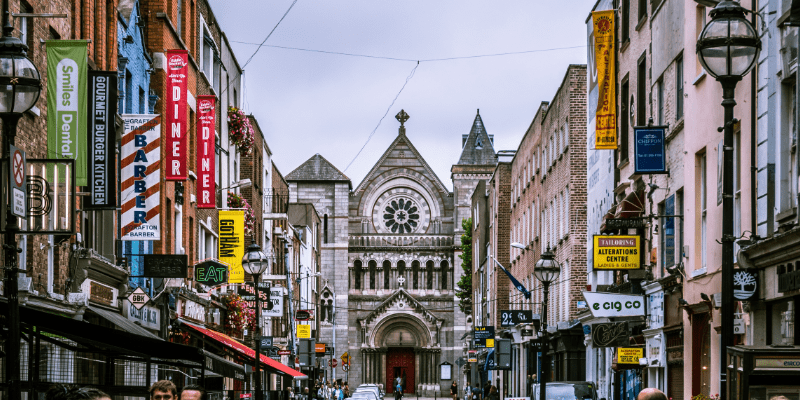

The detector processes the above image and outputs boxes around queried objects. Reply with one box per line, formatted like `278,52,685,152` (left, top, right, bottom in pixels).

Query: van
530,382,599,400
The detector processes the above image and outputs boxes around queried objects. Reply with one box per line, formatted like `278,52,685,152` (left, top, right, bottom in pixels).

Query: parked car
357,384,384,400
531,382,600,400
351,392,378,400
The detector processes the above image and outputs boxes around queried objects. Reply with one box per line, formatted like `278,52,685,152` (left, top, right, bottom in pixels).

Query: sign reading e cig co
583,292,645,318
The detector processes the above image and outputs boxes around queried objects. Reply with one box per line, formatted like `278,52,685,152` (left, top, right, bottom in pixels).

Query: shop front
727,345,800,400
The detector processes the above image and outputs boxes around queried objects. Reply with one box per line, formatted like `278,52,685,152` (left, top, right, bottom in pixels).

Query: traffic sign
329,359,338,368
127,287,150,310
342,364,350,372
8,144,26,218
341,351,349,364
499,310,535,327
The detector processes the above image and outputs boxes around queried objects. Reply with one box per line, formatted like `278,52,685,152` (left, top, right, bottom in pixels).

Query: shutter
668,365,683,400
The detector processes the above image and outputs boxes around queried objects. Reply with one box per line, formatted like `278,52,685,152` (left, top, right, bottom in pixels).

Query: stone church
286,110,497,395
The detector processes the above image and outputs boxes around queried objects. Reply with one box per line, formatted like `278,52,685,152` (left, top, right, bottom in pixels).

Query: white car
351,392,378,400
356,385,384,400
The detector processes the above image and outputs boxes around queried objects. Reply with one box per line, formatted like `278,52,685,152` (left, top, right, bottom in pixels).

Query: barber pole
197,96,216,208
165,49,188,180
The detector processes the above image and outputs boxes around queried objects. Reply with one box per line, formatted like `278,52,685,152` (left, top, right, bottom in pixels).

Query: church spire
455,109,497,166
395,109,409,136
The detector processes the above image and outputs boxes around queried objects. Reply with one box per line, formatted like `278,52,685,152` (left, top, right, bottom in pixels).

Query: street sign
342,363,350,372
499,310,534,327
341,351,349,364
279,350,291,355
127,287,150,310
473,326,495,348
329,359,338,368
8,144,26,218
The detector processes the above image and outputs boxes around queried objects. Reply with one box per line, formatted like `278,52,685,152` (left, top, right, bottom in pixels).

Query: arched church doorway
386,348,415,394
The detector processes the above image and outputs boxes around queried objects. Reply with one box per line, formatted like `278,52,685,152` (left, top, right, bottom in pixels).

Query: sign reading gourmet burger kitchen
47,40,88,186
218,210,245,283
196,96,216,208
165,49,188,180
593,235,641,269
121,115,161,240
592,10,616,150
86,71,118,209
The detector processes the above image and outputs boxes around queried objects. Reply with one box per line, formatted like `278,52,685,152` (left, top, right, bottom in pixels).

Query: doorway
386,347,415,394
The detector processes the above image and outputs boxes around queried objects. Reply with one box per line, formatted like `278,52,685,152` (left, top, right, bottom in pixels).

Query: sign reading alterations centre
593,235,641,269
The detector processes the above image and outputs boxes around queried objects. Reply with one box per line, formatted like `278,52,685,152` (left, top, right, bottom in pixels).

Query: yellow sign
486,339,495,348
593,235,640,270
342,351,349,364
297,324,311,339
218,210,246,283
617,347,644,364
593,9,617,150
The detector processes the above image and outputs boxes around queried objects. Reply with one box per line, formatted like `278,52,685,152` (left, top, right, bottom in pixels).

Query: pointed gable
362,288,439,327
286,153,350,183
456,110,497,166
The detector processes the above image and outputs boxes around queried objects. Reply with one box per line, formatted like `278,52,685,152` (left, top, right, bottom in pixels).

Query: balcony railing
349,234,453,248
263,189,289,215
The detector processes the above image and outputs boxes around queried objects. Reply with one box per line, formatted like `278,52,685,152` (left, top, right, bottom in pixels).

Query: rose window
383,198,419,233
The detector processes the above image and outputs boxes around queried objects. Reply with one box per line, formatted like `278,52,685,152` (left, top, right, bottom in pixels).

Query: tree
456,218,473,314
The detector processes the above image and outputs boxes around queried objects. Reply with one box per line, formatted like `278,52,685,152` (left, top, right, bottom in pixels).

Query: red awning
599,204,618,232
614,189,645,219
182,322,306,379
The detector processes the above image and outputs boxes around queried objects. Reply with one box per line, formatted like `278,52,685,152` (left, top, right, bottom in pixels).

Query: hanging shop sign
592,9,616,150
194,259,228,286
315,343,326,353
473,326,495,348
124,302,160,330
592,322,629,348
47,40,88,186
499,310,535,327
181,298,207,323
297,324,311,339
127,287,150,310
238,282,284,317
521,329,533,337
196,96,216,208
82,279,117,307
8,144,26,218
1,159,75,234
86,71,118,209
733,269,758,300
633,127,668,175
165,49,188,180
583,292,645,318
143,254,187,278
593,235,641,270
296,310,314,321
604,218,647,230
219,210,245,283
617,347,644,364
121,114,161,240
648,292,664,329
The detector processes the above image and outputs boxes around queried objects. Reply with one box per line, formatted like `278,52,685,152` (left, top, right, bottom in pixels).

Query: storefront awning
599,204,618,232
202,349,247,380
614,189,645,219
86,305,161,340
181,321,307,379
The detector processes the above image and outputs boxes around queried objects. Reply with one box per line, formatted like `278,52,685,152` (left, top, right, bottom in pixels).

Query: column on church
414,349,420,393
380,350,387,388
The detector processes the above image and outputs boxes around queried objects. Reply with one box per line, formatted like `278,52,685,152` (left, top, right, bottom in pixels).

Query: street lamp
533,247,560,400
242,243,271,400
696,2,760,398
0,0,41,398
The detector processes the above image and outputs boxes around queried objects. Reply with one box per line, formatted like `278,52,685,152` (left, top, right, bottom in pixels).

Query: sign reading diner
593,235,641,270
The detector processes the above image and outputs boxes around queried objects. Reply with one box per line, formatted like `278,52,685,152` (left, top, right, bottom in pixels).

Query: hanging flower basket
228,192,257,236
228,106,255,156
221,293,256,337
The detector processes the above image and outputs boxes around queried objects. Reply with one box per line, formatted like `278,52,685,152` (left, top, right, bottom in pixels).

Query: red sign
279,350,291,355
196,95,216,208
330,359,338,368
165,49,188,180
240,394,252,399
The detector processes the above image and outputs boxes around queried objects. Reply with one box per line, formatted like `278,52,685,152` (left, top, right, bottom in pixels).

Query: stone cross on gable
396,109,409,135
398,275,406,286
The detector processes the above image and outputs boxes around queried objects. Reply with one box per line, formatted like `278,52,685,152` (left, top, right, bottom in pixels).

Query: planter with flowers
228,106,255,156
222,294,256,338
227,192,257,236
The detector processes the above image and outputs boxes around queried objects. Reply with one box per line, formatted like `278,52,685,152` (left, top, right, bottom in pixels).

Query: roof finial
395,109,409,135
477,108,480,115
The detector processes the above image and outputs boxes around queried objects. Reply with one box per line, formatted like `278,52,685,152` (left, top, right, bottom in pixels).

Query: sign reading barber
120,115,161,240
165,50,188,180
86,71,118,209
583,292,645,318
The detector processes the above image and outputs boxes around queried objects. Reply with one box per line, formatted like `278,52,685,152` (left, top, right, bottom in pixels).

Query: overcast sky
208,0,597,190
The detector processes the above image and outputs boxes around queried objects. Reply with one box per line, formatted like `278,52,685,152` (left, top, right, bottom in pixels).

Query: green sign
47,40,87,186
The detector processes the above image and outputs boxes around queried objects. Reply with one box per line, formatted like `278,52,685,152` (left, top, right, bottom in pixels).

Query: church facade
286,110,497,395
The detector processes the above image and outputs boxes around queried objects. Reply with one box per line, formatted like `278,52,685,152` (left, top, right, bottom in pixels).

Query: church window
383,197,420,234
354,260,362,290
440,260,448,290
383,260,391,289
398,261,406,288
426,260,434,290
324,214,328,244
412,260,420,289
369,260,377,290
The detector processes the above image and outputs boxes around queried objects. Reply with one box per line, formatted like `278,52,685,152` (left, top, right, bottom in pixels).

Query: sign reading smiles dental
165,49,188,180
583,292,645,318
47,40,88,186
86,71,118,209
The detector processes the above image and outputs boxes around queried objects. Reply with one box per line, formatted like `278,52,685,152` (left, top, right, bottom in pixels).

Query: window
696,6,707,75
440,260,448,289
19,1,33,58
369,260,377,290
199,225,216,259
139,87,145,114
621,79,630,162
426,260,434,290
176,0,182,38
699,152,708,270
383,260,391,289
412,260,420,289
639,0,647,22
323,214,328,243
124,70,133,114
637,54,647,126
354,260,362,290
676,56,684,119
657,79,664,125
622,0,630,43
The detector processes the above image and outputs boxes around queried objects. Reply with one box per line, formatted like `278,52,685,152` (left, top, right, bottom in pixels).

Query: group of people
307,380,350,400
455,381,499,400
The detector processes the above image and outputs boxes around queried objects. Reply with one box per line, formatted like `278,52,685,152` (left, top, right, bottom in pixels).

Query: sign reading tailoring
592,9,616,150
86,71,118,209
121,115,161,240
219,210,245,283
47,40,88,186
165,50,188,180
593,235,640,269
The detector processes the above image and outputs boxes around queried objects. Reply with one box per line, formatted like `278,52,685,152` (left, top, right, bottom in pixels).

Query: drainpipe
752,1,758,235
285,237,297,370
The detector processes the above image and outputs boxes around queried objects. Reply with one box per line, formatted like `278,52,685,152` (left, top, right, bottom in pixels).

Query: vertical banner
121,115,162,240
47,40,88,186
593,10,617,150
219,210,245,283
86,71,118,209
165,49,188,180
196,96,216,208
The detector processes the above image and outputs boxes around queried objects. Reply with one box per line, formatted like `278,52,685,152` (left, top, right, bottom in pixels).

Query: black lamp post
242,243,271,400
533,247,560,400
696,2,760,399
0,0,41,398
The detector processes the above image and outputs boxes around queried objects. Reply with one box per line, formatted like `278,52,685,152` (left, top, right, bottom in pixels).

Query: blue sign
634,128,667,174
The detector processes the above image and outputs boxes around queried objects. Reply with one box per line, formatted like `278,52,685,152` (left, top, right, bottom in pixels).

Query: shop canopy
180,320,307,379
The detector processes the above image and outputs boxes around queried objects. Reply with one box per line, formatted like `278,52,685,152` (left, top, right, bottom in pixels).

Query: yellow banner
297,324,311,339
219,210,245,283
593,10,617,150
617,347,644,364
593,235,641,269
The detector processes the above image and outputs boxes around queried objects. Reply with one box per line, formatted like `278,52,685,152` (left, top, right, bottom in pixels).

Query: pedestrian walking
450,381,458,400
45,385,111,400
486,386,498,400
150,380,178,400
343,383,350,398
180,385,205,400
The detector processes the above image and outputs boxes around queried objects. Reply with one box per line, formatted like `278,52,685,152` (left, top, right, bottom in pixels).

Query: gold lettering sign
90,281,114,305
593,10,617,149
